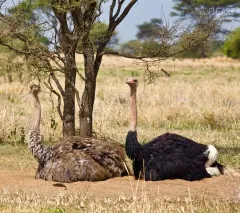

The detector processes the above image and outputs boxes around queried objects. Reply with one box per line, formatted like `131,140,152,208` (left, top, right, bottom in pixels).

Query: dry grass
0,189,239,213
0,56,240,212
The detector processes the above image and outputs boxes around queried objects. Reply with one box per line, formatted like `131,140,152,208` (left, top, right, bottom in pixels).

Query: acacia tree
0,0,138,137
0,0,220,138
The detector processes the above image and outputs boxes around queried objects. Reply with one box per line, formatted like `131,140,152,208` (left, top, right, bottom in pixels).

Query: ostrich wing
36,140,111,182
142,133,210,180
57,136,127,177
145,133,208,159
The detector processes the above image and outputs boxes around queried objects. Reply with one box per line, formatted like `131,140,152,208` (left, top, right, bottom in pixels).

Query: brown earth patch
0,169,239,202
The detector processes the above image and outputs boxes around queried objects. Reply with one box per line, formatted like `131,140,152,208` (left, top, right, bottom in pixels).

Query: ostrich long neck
32,94,41,131
125,84,142,160
129,86,137,131
28,93,52,163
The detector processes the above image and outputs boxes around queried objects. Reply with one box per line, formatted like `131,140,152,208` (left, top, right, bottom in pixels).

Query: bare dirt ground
0,169,239,202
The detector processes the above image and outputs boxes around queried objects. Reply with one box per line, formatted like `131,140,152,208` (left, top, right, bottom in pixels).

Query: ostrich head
126,78,138,87
30,84,41,96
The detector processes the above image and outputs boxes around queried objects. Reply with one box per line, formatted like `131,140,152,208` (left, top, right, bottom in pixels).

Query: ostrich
125,78,224,181
28,84,128,182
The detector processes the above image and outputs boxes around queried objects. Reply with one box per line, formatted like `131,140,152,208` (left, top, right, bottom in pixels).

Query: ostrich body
125,78,224,181
28,85,127,182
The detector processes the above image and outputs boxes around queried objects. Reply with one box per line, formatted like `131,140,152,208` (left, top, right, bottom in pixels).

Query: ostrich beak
126,78,138,85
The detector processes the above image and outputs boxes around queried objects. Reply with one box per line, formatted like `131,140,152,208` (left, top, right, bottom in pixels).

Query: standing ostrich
28,84,128,182
125,78,224,181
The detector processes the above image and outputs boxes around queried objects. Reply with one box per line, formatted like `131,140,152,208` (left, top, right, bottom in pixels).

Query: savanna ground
0,55,239,212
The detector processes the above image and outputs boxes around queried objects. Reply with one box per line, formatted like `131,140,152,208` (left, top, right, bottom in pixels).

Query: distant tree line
117,0,240,59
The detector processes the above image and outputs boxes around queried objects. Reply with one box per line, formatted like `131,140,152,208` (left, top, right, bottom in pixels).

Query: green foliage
120,40,142,56
171,0,233,58
177,40,224,58
7,0,51,46
2,127,26,145
141,40,161,57
136,18,163,40
0,45,10,53
121,15,220,59
0,54,25,83
120,40,161,57
224,28,240,58
120,18,166,57
90,22,118,48
77,22,118,52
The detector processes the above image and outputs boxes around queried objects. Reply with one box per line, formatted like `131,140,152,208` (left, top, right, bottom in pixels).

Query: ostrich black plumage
125,78,224,181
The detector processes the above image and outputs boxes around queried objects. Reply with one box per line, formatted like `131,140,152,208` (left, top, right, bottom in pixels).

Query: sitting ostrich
125,78,224,181
28,84,128,182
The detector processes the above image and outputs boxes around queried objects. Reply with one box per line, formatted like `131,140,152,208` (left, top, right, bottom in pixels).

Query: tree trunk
63,51,77,137
79,36,96,137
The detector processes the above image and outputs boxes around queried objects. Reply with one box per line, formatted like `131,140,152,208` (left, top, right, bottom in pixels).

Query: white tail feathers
206,167,221,176
205,145,219,167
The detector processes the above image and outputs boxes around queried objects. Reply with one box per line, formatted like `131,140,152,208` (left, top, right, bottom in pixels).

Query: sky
100,0,240,43
101,0,175,43
2,0,240,43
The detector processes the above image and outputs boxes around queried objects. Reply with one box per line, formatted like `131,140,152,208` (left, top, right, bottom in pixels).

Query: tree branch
76,68,85,81
95,0,105,19
109,0,117,23
103,51,146,59
71,6,84,36
50,72,65,97
0,0,7,9
44,79,63,121
113,0,137,28
94,0,137,75
51,0,70,35
0,41,29,55
112,0,125,20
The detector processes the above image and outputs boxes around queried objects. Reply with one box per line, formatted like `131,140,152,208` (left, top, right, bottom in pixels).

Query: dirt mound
0,169,239,202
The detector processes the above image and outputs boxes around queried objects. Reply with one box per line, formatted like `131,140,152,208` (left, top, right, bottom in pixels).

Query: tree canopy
224,27,240,58
77,22,119,52
136,18,164,41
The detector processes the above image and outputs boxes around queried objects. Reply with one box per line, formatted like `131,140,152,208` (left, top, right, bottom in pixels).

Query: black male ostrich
125,78,224,181
28,84,128,183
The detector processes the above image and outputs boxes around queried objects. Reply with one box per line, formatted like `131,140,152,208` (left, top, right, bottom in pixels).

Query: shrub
224,27,240,58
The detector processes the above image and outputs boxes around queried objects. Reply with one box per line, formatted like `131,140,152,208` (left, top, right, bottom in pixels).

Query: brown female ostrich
28,84,128,182
125,78,224,181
